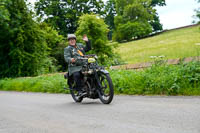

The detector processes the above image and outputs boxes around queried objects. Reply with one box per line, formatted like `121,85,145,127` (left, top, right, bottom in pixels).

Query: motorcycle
64,54,114,104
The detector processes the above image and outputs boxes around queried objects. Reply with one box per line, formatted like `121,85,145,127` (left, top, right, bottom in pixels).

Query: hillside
116,25,200,64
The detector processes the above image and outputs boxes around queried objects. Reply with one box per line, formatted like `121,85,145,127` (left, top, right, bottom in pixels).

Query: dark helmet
67,34,76,40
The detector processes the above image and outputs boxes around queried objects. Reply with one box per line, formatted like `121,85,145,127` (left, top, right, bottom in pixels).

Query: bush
76,14,120,66
110,61,200,95
39,23,68,72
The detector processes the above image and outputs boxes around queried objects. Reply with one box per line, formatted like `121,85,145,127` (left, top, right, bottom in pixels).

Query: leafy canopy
113,0,152,41
35,0,105,36
76,14,116,65
0,0,62,78
194,0,200,23
113,0,165,42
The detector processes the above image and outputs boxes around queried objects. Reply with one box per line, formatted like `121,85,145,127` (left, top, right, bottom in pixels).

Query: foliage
0,0,55,78
1,61,200,96
194,0,200,23
104,0,116,40
76,14,118,65
113,21,152,42
151,0,166,7
113,0,153,41
0,0,10,24
149,0,165,32
35,0,105,36
111,61,200,95
150,14,163,32
0,74,68,93
39,23,68,71
113,0,165,42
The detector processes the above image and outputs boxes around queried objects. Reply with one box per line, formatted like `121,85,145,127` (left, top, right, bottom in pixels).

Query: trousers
72,71,84,91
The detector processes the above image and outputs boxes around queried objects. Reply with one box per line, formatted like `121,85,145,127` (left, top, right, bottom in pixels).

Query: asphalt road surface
0,91,200,133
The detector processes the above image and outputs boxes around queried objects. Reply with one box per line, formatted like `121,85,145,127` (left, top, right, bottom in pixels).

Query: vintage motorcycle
64,54,114,104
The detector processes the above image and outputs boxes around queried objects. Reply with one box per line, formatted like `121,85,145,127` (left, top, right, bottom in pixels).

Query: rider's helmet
67,34,76,41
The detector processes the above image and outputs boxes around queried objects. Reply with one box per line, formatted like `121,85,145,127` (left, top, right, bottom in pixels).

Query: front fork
94,70,103,93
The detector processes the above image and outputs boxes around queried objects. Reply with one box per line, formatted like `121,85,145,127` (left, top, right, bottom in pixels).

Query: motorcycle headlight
88,58,96,63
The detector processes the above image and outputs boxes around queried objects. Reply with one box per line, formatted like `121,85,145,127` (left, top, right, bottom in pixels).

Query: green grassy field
116,25,200,64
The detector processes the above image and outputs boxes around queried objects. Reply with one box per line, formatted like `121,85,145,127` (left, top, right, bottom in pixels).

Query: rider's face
68,38,76,46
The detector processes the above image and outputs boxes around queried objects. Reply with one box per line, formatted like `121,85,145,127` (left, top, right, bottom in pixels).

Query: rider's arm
83,40,91,52
64,47,73,64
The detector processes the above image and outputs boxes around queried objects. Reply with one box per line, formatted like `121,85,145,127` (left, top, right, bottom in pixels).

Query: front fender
100,69,109,74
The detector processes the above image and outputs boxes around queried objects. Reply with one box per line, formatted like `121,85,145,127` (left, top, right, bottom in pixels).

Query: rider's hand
82,34,88,42
71,58,76,63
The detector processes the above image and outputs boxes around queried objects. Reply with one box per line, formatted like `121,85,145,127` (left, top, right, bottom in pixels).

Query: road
0,91,200,133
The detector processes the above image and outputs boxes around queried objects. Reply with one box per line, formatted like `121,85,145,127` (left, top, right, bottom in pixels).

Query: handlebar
83,54,97,58
71,54,98,64
77,54,97,60
76,57,88,60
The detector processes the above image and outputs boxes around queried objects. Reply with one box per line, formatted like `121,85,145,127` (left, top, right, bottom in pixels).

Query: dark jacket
64,40,91,76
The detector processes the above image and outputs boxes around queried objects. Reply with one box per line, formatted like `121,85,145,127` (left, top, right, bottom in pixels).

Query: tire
97,73,114,104
70,83,83,103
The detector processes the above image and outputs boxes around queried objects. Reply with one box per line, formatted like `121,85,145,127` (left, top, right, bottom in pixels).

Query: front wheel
97,73,114,104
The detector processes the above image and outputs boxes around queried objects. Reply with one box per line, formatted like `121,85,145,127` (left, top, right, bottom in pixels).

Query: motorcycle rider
64,34,91,95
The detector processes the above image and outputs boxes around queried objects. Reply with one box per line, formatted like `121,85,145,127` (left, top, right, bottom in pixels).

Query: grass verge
0,74,69,94
0,61,200,96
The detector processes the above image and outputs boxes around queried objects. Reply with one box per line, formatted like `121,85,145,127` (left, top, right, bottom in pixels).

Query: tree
39,23,68,71
104,0,116,40
35,0,105,36
114,21,152,41
150,0,165,32
150,14,163,32
76,14,115,65
113,0,153,41
0,0,52,78
194,0,200,23
151,0,165,7
0,0,10,24
113,0,165,42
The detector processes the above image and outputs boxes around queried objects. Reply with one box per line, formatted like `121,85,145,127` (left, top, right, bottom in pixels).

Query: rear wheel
97,73,114,104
